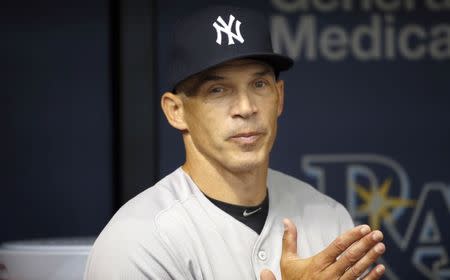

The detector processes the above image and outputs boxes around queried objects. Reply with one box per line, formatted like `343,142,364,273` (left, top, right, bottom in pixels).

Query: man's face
179,59,284,173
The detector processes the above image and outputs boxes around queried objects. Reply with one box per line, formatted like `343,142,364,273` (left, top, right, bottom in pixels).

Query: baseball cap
166,5,294,92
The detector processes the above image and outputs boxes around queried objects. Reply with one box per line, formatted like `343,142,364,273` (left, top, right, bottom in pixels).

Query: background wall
2,0,449,279
1,0,114,242
157,1,450,279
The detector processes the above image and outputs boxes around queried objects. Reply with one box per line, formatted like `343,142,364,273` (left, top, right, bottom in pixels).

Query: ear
276,80,285,117
161,92,188,131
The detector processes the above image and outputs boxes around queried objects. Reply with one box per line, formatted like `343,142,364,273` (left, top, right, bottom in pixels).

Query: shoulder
84,168,193,279
109,167,193,224
84,217,184,279
98,167,198,242
267,168,354,231
268,168,338,207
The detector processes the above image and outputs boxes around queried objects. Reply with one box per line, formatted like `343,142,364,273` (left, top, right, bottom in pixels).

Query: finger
319,224,371,264
260,269,276,280
362,264,385,280
340,242,385,280
333,230,384,276
281,218,298,259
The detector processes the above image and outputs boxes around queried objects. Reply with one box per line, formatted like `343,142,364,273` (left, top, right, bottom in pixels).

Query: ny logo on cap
212,14,244,46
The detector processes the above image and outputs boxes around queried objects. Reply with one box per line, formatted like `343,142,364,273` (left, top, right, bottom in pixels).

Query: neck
182,156,268,207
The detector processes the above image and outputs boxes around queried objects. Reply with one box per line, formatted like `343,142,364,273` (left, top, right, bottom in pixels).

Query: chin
225,154,267,173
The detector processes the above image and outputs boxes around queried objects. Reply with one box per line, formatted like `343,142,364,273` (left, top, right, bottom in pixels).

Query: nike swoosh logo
243,207,262,217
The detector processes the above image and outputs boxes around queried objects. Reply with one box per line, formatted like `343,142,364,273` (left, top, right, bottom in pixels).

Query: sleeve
335,202,355,234
83,219,188,280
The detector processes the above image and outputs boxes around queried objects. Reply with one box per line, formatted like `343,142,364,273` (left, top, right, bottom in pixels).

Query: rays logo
212,14,244,45
301,154,450,279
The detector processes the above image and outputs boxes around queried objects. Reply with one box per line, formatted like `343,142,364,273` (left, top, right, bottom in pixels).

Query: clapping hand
260,219,386,280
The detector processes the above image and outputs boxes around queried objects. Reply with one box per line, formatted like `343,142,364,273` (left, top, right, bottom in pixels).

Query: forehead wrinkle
253,69,273,77
199,74,225,83
182,60,275,94
210,58,272,72
204,64,273,81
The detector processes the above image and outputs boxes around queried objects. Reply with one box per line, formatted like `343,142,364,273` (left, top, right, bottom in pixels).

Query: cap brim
172,53,293,91
238,53,294,73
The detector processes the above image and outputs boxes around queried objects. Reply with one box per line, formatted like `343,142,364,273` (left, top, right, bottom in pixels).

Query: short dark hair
174,72,205,96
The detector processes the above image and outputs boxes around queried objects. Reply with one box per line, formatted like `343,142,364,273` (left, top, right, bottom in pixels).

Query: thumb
282,218,298,259
260,269,276,280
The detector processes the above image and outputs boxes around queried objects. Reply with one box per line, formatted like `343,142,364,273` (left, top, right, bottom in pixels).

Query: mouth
229,131,264,145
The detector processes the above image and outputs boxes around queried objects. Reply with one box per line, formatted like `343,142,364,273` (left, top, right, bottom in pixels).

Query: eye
254,80,268,88
209,86,225,94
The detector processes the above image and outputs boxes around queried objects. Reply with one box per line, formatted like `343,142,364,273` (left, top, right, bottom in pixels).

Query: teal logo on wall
302,154,450,279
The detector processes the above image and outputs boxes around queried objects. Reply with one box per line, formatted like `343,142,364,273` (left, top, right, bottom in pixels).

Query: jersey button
257,250,267,261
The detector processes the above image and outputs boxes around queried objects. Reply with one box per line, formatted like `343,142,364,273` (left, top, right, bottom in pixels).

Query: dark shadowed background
2,0,449,279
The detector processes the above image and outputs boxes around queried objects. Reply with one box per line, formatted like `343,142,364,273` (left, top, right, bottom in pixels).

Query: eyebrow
200,74,224,83
253,69,273,77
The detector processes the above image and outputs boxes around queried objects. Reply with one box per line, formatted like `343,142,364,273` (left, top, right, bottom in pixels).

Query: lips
229,131,263,145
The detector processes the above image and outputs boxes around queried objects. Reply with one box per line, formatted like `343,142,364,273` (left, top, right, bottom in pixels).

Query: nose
231,90,258,119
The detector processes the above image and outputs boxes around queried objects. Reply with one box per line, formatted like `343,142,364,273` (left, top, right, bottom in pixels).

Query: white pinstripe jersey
84,168,354,280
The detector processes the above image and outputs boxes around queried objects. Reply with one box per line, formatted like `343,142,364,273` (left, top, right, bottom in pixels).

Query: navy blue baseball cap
167,5,294,92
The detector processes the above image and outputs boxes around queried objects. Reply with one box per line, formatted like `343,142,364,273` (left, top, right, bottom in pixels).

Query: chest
155,200,336,280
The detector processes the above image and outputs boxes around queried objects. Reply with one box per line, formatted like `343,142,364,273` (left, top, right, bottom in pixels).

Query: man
84,6,386,280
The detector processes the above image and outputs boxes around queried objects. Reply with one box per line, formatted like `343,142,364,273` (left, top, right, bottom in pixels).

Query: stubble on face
180,59,284,174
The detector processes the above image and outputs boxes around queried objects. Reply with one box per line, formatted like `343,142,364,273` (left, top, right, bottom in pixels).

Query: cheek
185,105,226,140
260,96,281,121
